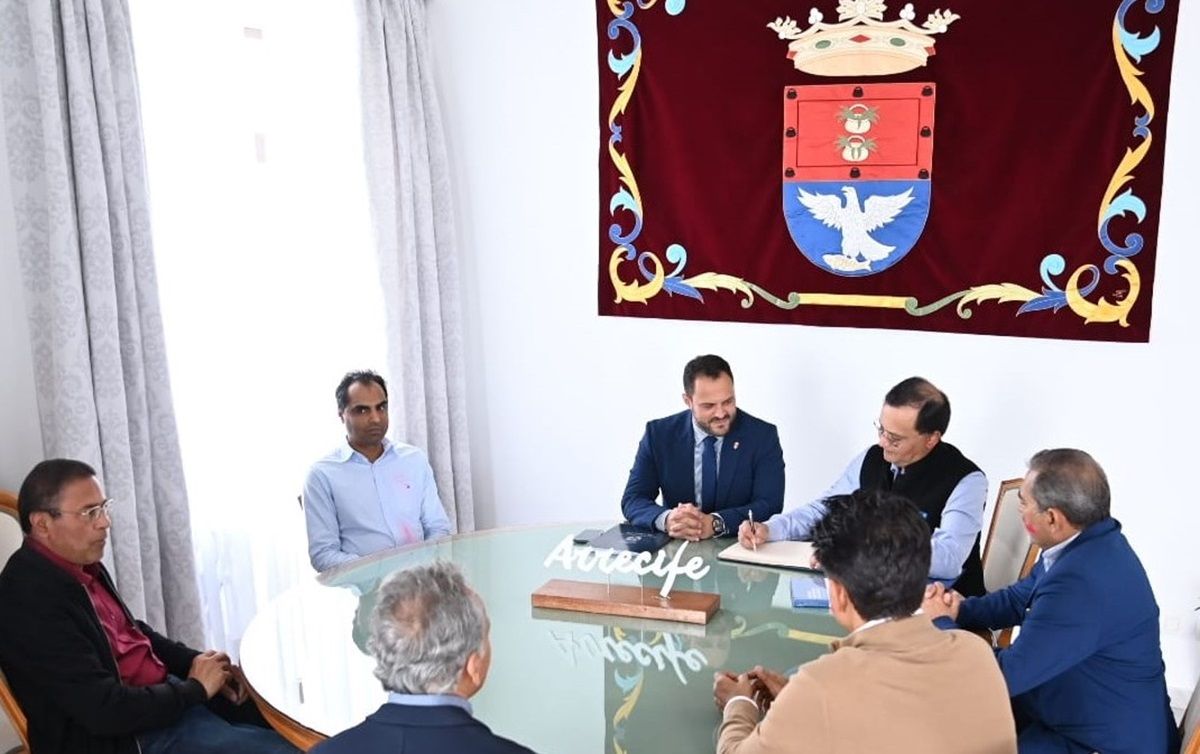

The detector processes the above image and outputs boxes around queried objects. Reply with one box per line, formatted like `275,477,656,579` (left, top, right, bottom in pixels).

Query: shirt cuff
723,695,759,717
654,510,670,532
765,517,786,542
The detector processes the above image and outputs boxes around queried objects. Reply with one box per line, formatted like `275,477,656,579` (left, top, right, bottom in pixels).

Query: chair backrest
0,491,22,569
994,540,1041,649
981,478,1036,593
0,491,30,750
1183,671,1200,754
0,667,28,752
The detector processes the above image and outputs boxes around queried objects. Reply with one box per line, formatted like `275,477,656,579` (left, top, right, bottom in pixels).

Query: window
131,0,387,652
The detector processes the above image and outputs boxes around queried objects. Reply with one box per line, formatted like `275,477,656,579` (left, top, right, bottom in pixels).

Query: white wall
427,0,1200,706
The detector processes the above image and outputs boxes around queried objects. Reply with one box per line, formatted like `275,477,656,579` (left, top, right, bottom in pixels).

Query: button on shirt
304,438,453,572
26,538,168,687
654,419,723,531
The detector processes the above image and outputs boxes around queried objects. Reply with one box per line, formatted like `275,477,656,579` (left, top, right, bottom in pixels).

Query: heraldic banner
596,0,1179,342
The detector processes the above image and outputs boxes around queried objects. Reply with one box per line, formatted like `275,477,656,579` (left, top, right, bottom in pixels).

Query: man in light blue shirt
739,377,988,595
304,371,452,572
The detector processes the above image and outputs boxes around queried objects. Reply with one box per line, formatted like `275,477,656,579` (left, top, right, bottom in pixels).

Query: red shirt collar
25,536,101,585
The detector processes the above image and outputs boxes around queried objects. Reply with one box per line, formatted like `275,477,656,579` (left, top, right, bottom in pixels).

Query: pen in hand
749,510,757,552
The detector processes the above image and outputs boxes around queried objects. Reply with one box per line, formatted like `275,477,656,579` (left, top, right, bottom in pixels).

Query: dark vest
859,441,985,596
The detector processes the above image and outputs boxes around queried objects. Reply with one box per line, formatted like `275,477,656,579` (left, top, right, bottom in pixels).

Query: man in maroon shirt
0,459,297,754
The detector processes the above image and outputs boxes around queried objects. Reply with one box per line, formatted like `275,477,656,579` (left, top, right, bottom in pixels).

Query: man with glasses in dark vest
739,377,987,596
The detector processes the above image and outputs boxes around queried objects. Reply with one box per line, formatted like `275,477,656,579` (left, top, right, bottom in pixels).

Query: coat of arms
771,2,958,277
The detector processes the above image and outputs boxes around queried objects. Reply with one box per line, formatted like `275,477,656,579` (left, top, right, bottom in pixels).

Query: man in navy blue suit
621,354,785,541
312,562,535,754
922,449,1178,754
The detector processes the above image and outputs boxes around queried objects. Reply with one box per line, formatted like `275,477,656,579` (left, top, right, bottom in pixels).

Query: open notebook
716,540,821,571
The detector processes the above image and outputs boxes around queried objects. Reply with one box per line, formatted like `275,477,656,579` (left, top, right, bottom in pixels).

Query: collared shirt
1039,531,1081,573
764,447,987,580
304,438,453,572
848,616,893,637
654,418,724,532
26,538,168,686
386,691,472,714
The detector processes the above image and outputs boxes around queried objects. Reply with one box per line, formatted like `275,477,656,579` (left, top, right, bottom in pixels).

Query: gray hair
367,561,488,695
1027,448,1110,528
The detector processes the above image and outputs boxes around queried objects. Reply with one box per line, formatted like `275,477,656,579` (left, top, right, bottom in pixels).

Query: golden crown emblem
768,1,960,77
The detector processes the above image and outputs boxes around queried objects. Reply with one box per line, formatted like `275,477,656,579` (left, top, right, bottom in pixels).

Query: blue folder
790,574,830,608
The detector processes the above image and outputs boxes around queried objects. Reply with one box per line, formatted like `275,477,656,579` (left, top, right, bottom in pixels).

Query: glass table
240,523,844,753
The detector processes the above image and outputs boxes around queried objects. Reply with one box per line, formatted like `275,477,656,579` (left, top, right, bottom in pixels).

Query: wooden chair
981,478,1037,593
1183,672,1200,754
0,492,21,569
0,491,29,753
979,479,1040,649
993,543,1040,649
0,669,27,754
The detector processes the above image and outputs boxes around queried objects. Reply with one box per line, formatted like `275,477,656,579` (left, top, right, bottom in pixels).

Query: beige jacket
718,616,1015,754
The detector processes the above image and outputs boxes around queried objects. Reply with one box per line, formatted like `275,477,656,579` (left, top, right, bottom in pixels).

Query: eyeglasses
48,499,114,523
873,421,911,448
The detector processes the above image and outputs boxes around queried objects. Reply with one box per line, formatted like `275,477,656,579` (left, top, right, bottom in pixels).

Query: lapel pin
733,441,740,450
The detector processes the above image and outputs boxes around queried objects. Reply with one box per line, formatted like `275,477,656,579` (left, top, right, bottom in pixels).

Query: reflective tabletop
240,523,844,753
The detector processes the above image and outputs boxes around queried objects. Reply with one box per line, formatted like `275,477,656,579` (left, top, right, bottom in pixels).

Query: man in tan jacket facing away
713,489,1015,754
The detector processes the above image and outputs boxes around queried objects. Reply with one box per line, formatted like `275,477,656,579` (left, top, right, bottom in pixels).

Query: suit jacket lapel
675,411,697,504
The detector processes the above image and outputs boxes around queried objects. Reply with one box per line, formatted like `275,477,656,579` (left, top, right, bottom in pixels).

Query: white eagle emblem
797,185,914,272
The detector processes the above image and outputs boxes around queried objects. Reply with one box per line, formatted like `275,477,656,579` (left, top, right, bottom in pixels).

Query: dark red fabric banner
596,0,1179,342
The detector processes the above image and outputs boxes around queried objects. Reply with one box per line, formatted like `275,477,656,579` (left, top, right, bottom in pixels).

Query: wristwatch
711,513,726,537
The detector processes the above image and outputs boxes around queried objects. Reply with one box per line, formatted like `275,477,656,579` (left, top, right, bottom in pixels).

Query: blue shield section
783,180,930,277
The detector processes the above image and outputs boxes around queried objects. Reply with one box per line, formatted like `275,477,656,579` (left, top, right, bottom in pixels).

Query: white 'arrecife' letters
542,536,710,598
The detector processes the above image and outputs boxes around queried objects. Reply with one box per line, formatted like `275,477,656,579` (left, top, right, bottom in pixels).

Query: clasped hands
712,665,788,715
188,650,249,704
666,504,716,541
920,582,963,621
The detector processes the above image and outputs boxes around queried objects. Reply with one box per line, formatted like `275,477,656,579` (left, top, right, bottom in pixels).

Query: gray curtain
357,0,475,533
0,0,202,645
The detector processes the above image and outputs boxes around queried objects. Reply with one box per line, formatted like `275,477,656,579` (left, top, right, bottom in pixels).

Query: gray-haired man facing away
312,562,536,754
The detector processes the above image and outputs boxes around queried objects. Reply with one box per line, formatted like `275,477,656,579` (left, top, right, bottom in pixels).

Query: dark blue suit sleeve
985,569,1104,697
709,425,785,534
621,422,668,529
956,570,1039,632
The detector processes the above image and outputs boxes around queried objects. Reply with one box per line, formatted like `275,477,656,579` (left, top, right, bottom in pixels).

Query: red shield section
783,82,935,181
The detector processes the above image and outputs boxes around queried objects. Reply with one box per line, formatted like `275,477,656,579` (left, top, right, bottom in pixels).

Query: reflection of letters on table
548,629,707,685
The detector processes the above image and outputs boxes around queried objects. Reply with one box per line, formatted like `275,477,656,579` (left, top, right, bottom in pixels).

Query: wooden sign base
531,579,720,625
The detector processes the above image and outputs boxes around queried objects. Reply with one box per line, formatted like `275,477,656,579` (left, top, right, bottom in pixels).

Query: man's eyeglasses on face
873,421,909,448
49,499,114,523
